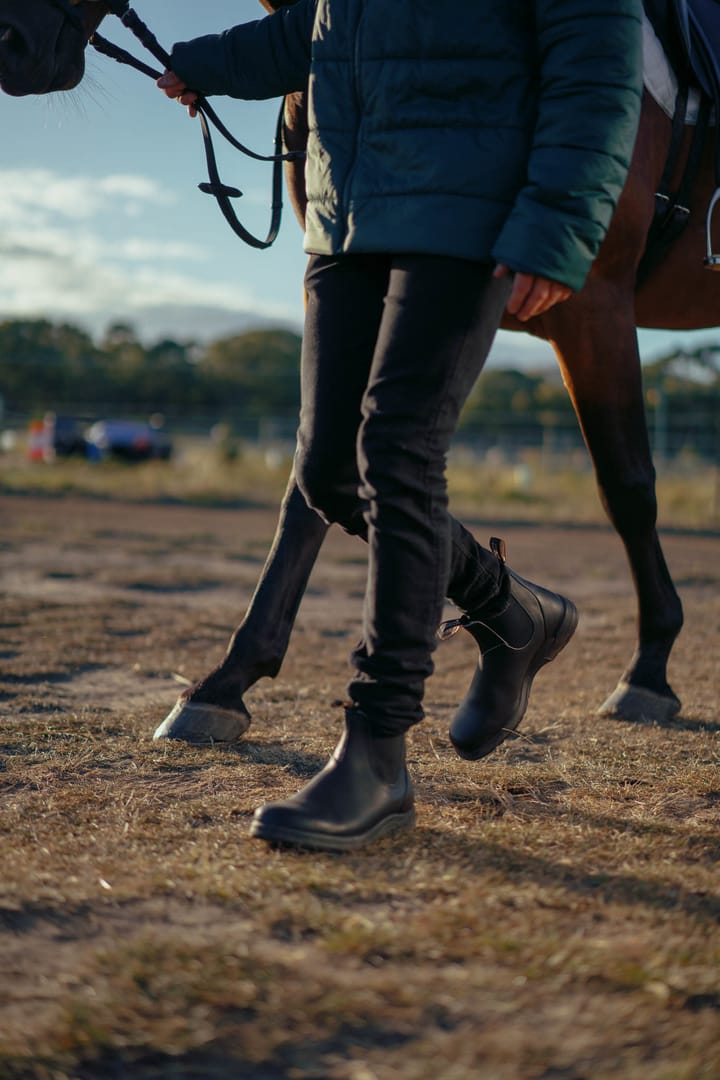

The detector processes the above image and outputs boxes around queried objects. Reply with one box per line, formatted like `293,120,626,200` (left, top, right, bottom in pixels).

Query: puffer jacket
171,0,643,291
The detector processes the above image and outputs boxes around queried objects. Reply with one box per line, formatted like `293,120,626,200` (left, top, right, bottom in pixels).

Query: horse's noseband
45,1,130,34
45,0,85,33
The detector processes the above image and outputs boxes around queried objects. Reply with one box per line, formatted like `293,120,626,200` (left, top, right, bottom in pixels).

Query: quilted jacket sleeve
491,0,644,292
170,0,316,100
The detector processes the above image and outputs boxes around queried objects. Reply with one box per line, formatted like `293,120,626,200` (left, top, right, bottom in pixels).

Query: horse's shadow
612,712,720,735
258,803,720,926
405,825,720,923
228,738,327,778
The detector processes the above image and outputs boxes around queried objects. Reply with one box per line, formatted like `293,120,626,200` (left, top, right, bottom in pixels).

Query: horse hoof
152,700,251,743
597,681,681,723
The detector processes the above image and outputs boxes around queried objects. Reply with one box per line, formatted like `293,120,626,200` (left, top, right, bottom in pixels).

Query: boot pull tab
490,536,507,564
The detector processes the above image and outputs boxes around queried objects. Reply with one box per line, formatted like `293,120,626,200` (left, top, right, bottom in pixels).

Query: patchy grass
0,495,718,1079
0,438,294,508
2,439,719,527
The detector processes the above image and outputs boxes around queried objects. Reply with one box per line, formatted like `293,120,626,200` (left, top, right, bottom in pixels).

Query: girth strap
637,90,712,284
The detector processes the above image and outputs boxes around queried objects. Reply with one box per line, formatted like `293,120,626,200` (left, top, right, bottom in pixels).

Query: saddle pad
643,10,703,122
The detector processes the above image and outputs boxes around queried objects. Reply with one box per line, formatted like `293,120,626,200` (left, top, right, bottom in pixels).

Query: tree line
0,319,718,454
0,319,303,421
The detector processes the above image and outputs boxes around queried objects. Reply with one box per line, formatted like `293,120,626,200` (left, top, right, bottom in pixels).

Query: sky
1,0,718,370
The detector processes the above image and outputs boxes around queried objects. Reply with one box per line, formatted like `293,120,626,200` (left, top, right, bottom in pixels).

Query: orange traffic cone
27,419,49,462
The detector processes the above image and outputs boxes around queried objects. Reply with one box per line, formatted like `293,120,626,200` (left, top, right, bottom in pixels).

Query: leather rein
51,0,303,249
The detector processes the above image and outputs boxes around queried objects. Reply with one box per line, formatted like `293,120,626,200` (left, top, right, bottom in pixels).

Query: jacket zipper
339,0,365,248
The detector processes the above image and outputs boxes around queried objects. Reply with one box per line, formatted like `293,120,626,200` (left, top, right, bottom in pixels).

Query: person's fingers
496,266,573,320
156,70,186,97
157,70,181,87
505,273,572,321
175,90,199,117
156,71,199,117
505,272,535,318
529,282,572,318
519,277,553,321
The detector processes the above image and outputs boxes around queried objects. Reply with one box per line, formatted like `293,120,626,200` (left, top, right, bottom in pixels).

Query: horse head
0,1,303,97
0,0,111,96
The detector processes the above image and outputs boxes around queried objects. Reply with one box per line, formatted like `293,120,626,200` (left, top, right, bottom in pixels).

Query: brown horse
1,0,716,743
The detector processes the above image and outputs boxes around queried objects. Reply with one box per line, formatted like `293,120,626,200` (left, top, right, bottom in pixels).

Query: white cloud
0,243,298,326
0,168,173,226
1,223,103,263
95,175,170,201
0,166,302,339
116,238,207,261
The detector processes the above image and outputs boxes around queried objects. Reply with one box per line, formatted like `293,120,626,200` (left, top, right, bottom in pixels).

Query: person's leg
292,252,386,538
252,252,416,851
251,254,577,851
294,254,505,608
252,255,511,851
347,255,512,731
293,255,578,762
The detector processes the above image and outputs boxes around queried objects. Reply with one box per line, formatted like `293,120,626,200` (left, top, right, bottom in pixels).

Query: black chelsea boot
442,539,578,760
250,708,415,851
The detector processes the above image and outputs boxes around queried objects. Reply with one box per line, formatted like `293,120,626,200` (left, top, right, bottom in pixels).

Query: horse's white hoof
152,700,251,743
597,681,681,723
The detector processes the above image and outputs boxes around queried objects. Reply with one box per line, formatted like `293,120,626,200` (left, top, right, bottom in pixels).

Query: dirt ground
1,493,717,726
0,493,718,1079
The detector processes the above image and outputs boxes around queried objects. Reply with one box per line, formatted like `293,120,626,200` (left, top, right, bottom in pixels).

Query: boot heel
544,599,579,663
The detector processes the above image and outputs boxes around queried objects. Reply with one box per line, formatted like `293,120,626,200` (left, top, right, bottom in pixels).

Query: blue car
86,419,172,462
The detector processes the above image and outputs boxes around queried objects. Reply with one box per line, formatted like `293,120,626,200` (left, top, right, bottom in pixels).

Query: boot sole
249,807,416,853
452,597,579,761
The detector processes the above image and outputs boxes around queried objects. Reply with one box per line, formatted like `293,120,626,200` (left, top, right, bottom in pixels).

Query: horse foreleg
543,294,683,722
153,472,329,741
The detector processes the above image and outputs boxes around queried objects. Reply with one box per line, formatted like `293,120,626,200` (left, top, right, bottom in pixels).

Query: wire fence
2,406,719,469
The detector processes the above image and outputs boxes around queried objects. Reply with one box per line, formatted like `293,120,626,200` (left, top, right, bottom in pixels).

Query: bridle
45,0,89,33
46,0,303,249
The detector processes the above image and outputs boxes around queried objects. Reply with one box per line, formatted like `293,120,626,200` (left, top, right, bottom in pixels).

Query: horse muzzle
0,12,84,95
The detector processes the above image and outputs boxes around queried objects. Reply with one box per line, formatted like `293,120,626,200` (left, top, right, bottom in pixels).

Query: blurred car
86,419,172,462
42,413,88,459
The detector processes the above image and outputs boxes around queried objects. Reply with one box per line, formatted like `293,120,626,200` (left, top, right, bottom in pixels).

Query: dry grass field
0,491,718,1079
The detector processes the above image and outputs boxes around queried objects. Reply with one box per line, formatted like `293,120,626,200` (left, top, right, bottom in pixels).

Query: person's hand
156,70,199,117
494,264,573,322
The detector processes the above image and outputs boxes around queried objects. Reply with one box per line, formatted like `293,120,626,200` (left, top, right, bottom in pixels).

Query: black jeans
296,253,512,734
